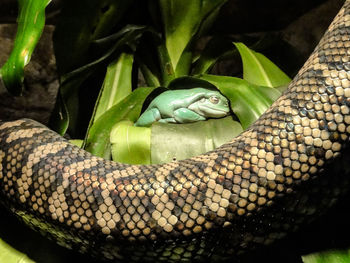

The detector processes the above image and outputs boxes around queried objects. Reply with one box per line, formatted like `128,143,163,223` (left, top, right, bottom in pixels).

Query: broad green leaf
139,63,161,87
174,49,193,77
234,42,291,88
151,117,242,164
69,140,83,148
54,0,134,75
93,53,134,123
0,0,51,95
157,44,176,86
302,250,350,263
110,121,151,164
0,239,34,263
159,0,227,74
200,74,281,129
84,87,155,159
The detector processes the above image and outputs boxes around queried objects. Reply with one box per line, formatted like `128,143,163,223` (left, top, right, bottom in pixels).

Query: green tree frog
135,88,230,127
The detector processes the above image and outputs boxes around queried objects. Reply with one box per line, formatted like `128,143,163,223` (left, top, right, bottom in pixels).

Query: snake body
1,1,350,262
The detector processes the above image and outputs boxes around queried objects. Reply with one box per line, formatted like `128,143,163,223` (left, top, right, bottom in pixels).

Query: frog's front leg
134,108,161,127
173,108,206,123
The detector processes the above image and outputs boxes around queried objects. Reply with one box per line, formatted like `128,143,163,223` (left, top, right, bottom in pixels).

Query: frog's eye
209,96,220,104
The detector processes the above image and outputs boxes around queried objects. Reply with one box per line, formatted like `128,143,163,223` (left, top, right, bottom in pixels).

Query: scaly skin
1,1,350,262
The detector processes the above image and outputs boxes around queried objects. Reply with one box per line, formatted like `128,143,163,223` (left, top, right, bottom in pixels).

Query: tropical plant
1,0,291,165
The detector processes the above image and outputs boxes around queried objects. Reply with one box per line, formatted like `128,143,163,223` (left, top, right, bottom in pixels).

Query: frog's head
189,90,230,118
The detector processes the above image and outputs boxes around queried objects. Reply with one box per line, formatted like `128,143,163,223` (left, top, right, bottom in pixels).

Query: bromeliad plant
2,0,291,166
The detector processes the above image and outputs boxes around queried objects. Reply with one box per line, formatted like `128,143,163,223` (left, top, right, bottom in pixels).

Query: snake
1,1,350,262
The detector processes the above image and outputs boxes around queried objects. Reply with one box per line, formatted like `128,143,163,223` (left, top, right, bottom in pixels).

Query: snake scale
1,1,350,262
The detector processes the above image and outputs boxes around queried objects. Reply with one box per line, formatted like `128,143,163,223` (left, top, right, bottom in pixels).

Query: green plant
0,0,291,165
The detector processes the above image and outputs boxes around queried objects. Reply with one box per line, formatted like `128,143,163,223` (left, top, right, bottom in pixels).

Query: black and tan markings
2,1,350,262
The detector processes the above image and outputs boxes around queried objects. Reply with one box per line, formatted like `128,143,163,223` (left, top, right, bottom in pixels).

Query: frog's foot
134,108,161,127
158,118,177,123
173,108,206,123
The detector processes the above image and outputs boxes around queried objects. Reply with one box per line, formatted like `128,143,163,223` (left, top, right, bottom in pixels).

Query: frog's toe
135,108,162,127
159,118,176,123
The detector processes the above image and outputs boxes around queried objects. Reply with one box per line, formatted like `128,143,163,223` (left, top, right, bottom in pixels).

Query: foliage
0,0,292,163
0,0,51,95
200,73,281,129
302,250,350,263
0,239,34,263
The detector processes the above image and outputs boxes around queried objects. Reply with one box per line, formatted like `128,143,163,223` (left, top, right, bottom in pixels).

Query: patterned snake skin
1,1,350,262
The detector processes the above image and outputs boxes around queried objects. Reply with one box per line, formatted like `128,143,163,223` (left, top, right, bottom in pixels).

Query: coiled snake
1,1,350,262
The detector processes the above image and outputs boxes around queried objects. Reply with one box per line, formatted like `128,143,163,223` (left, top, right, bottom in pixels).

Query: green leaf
0,239,34,263
84,87,155,159
139,63,161,87
151,117,242,164
174,49,193,77
83,52,134,150
234,42,291,88
54,0,134,75
302,250,350,263
157,44,176,86
50,25,148,136
69,140,83,148
61,25,148,85
93,53,134,123
158,0,227,74
0,0,51,95
110,121,151,164
200,74,281,129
